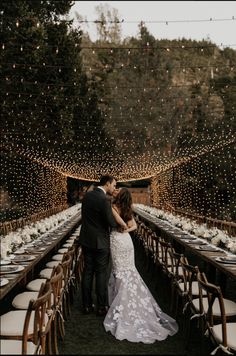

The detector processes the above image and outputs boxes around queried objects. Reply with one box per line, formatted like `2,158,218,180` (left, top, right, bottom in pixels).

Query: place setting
24,245,47,253
215,255,236,265
14,248,26,255
184,239,208,245
165,227,178,233
0,264,25,274
41,239,55,245
178,235,196,241
175,232,192,238
11,255,36,263
195,244,222,252
0,258,12,266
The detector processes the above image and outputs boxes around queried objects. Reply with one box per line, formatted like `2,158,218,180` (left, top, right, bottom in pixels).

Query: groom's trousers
81,246,110,308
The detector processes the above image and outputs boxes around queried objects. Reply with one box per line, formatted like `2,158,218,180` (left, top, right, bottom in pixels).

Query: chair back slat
197,272,228,347
180,257,199,297
21,281,52,354
50,264,64,306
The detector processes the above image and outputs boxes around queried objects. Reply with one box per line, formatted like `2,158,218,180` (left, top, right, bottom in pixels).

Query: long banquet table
133,207,236,293
0,213,81,312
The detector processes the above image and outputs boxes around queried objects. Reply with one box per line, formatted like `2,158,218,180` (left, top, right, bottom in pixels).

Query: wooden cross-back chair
197,272,236,355
0,281,52,354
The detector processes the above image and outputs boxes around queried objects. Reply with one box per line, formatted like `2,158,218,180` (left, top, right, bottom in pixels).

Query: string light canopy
1,129,235,181
1,8,235,223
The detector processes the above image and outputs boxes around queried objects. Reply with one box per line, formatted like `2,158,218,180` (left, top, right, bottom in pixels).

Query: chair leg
170,280,176,314
52,316,59,355
173,291,180,318
41,335,46,355
62,292,69,320
57,309,65,340
184,318,191,351
66,290,71,316
47,328,52,355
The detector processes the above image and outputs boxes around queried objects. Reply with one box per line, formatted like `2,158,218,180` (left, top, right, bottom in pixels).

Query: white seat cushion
0,310,49,336
39,268,53,279
212,322,236,351
0,339,36,354
26,279,46,291
52,254,64,261
12,292,39,309
75,226,81,233
57,248,68,254
12,291,53,309
192,298,236,316
46,260,60,268
67,237,76,243
63,243,73,247
0,311,35,336
178,281,207,296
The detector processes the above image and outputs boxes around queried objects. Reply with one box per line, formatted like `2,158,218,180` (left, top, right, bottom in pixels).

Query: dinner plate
0,265,24,274
178,235,195,239
215,257,236,264
12,255,36,262
0,259,11,265
196,245,220,252
0,278,9,287
185,240,207,245
223,255,236,261
14,249,25,255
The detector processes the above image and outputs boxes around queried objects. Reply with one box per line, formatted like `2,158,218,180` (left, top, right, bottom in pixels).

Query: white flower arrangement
134,204,236,255
0,203,81,259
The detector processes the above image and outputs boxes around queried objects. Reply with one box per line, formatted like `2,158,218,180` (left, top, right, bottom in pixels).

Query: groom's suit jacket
79,188,117,249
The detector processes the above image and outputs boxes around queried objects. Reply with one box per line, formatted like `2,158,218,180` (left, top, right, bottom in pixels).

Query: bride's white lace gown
103,230,178,343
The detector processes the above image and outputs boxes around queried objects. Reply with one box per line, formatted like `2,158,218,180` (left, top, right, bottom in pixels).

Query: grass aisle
58,237,213,355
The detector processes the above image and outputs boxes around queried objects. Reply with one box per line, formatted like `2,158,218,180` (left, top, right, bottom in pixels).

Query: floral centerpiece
134,204,236,255
0,203,81,259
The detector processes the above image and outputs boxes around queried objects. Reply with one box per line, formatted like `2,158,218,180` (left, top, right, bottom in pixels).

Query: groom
79,175,127,316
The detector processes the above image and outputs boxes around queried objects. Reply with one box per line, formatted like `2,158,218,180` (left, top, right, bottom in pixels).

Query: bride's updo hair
114,187,133,222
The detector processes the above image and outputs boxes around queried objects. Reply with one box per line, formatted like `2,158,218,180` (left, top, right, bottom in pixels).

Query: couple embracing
79,175,178,344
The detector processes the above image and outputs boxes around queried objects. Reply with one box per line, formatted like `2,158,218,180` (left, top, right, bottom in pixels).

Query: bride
103,188,178,344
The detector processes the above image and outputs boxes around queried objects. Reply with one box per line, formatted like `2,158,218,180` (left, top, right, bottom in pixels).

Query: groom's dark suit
79,187,117,311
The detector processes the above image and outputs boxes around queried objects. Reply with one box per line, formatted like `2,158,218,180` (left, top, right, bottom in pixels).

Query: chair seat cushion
0,339,36,355
46,260,60,268
75,226,81,233
26,279,46,291
0,310,36,336
39,268,53,279
12,292,39,309
212,322,236,351
52,254,64,261
67,239,76,243
57,248,68,254
0,310,49,336
63,243,73,247
192,298,236,316
12,291,53,309
178,281,207,296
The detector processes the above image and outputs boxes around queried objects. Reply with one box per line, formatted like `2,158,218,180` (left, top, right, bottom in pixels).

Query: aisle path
59,237,213,355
